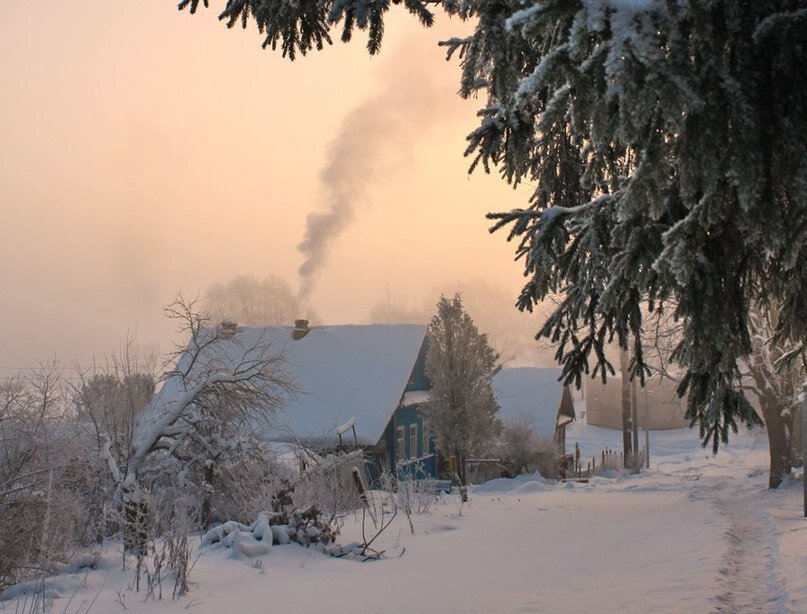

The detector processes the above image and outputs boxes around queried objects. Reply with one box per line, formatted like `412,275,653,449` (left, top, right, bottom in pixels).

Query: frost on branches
424,294,499,494
110,296,292,524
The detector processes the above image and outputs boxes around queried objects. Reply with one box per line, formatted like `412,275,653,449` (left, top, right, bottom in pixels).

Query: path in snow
710,491,789,613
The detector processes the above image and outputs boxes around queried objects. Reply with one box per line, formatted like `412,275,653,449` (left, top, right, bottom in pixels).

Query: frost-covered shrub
113,485,196,599
396,477,438,516
626,450,646,475
0,367,97,593
495,420,562,479
208,445,295,525
61,451,115,545
292,450,368,519
0,486,86,593
132,436,296,531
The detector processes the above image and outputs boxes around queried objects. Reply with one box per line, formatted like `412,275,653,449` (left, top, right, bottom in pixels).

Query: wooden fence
568,446,646,478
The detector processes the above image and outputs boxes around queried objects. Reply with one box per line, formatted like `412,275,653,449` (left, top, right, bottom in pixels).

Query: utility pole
631,377,639,460
620,349,633,467
802,381,807,518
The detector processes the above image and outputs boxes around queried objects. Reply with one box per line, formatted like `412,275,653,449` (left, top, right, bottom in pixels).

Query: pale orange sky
0,2,537,369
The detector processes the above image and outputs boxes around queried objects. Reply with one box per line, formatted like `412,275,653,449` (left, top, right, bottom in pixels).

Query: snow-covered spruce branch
487,193,616,240
753,8,807,43
180,0,458,59
539,194,616,220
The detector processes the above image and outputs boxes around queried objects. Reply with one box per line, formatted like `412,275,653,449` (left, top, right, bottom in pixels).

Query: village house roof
492,367,573,438
246,324,428,446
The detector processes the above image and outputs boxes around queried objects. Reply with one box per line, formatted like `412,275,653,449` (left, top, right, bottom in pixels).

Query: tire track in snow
709,493,789,613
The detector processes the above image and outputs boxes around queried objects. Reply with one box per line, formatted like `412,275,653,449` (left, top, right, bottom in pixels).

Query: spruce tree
181,1,807,454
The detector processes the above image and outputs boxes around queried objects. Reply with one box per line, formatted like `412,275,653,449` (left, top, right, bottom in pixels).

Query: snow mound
513,480,552,494
473,472,551,494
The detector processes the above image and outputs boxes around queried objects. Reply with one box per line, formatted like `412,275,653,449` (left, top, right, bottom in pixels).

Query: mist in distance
0,3,537,374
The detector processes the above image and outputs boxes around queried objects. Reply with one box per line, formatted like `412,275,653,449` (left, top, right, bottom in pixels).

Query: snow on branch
487,193,616,237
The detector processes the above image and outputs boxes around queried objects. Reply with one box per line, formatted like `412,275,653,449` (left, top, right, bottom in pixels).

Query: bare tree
745,306,802,488
0,364,86,592
424,294,500,498
0,363,69,491
73,337,158,481
206,274,302,326
109,296,293,529
366,288,427,324
634,301,801,489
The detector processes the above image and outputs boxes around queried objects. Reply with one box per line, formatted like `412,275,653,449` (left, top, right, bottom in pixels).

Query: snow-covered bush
495,419,562,479
625,450,646,475
0,483,87,594
396,475,439,516
111,484,196,599
196,441,294,526
201,502,393,562
0,365,96,593
291,450,369,520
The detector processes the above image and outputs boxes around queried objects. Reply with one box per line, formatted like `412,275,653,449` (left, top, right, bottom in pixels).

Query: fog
1,2,537,372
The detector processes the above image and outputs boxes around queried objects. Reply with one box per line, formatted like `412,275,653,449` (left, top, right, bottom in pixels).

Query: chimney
292,319,310,340
218,320,238,339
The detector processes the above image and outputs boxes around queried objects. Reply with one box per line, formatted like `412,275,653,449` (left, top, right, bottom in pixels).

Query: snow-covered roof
492,367,566,438
247,324,427,445
401,390,430,407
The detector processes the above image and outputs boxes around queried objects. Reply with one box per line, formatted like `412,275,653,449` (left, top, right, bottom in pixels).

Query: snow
400,390,430,407
335,417,356,435
4,410,807,612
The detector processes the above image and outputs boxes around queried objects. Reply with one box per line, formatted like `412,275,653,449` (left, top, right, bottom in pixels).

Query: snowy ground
3,418,807,613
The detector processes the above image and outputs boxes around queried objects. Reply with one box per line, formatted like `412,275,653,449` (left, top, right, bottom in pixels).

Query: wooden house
585,375,687,430
153,323,573,485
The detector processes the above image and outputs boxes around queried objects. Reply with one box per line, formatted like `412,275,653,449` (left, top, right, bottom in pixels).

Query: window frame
409,423,418,460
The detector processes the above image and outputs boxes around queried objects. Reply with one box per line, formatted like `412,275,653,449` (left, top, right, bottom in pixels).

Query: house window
409,424,418,459
396,426,405,461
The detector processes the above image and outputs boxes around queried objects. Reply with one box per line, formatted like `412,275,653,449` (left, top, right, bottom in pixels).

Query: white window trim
396,426,405,461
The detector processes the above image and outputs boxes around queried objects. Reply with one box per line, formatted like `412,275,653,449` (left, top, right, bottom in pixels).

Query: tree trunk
201,463,215,527
455,448,468,502
122,493,149,557
759,392,792,489
793,400,803,467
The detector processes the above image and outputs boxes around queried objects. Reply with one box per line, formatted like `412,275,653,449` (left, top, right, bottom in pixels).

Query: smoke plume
297,38,457,301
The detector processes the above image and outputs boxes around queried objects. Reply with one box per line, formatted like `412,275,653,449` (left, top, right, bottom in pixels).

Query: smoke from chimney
297,37,457,302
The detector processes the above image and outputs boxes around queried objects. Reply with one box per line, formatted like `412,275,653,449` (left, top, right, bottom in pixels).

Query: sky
0,1,537,371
